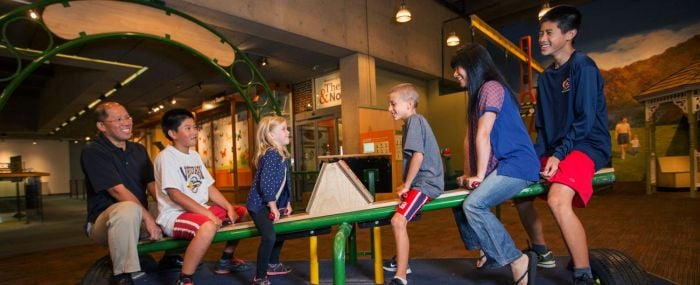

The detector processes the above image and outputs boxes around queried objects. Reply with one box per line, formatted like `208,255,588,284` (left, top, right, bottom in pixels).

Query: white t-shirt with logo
155,145,215,236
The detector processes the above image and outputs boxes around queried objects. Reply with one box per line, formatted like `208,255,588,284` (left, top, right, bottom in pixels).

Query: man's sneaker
109,274,134,285
267,263,292,275
535,250,556,268
175,277,194,285
388,277,407,285
214,257,252,274
130,271,146,280
382,256,412,274
573,274,596,285
252,276,271,285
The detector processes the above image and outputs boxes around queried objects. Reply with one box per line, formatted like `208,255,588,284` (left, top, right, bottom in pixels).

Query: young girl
246,116,294,285
451,43,540,285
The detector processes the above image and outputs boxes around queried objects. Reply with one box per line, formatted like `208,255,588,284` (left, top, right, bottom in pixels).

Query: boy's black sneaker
387,277,407,285
382,256,412,274
573,274,596,285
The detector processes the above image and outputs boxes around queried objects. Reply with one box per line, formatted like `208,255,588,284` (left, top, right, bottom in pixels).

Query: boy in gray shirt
383,83,444,285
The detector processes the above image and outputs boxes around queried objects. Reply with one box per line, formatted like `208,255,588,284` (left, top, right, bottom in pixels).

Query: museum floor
0,181,697,285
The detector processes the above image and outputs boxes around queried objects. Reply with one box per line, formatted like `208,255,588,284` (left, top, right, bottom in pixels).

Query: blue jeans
458,170,532,268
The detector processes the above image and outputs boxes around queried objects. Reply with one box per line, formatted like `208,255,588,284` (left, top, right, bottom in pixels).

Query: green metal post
348,224,357,264
334,222,353,285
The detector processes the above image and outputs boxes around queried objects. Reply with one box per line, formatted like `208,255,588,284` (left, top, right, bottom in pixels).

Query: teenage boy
519,5,611,285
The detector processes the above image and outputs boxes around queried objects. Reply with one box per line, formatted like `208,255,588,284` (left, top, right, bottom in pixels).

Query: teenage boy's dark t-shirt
534,51,611,170
402,114,444,198
81,134,153,223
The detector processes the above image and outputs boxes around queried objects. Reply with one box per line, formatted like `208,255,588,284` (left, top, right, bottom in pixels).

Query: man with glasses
81,101,162,285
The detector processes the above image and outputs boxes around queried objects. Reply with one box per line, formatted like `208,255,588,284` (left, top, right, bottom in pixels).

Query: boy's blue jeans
455,170,533,268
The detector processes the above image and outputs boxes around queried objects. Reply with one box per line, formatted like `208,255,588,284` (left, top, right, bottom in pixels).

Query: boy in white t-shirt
155,109,249,285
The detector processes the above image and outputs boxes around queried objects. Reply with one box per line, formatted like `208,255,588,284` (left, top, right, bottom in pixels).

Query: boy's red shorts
540,150,595,208
173,205,247,240
396,189,431,221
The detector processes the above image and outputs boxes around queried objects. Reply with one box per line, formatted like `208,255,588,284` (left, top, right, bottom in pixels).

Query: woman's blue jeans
456,170,533,268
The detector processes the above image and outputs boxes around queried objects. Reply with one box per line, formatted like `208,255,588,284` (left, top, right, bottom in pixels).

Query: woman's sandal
475,254,487,270
513,252,537,285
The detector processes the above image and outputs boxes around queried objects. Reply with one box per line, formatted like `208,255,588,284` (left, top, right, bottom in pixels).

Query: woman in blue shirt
451,43,539,285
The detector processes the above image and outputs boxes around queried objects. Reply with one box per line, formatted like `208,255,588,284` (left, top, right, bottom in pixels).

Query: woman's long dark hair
450,43,518,120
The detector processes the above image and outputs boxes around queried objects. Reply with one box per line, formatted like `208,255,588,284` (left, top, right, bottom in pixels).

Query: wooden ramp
306,160,374,216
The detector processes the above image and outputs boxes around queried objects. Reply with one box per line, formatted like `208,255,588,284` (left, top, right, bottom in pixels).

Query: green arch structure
0,0,280,130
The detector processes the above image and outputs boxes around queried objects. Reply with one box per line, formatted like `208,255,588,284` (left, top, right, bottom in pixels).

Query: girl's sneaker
252,276,271,285
267,263,292,275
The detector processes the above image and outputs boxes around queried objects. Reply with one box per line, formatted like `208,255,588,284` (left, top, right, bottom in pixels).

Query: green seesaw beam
137,168,615,253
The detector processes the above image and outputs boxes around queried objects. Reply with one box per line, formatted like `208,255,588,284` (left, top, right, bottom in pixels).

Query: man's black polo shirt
81,134,154,223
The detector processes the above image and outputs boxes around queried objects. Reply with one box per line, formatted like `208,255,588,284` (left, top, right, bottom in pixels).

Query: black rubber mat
135,256,676,285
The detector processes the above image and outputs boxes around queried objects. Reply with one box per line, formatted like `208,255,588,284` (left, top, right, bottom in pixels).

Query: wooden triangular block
306,160,374,216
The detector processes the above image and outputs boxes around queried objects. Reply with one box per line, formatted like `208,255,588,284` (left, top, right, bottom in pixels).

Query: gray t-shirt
402,114,444,198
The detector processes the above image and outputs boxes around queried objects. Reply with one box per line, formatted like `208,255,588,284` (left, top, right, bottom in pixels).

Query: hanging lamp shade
395,4,412,23
446,32,460,46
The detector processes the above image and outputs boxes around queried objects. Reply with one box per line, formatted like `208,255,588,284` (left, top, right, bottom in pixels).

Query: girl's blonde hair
253,115,290,168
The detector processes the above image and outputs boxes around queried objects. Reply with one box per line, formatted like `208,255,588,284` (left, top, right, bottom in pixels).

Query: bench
656,156,699,188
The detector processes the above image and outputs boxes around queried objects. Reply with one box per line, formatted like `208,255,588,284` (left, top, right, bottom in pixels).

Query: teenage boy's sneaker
382,256,412,274
267,263,292,275
573,274,596,285
388,277,407,285
535,250,556,268
252,276,271,285
214,257,252,274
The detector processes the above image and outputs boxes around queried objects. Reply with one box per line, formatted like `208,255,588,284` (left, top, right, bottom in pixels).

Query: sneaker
535,250,556,268
382,256,412,274
214,257,252,274
573,274,596,285
158,255,202,271
388,277,407,285
175,277,194,285
522,244,557,268
158,255,184,271
109,274,134,285
130,271,146,280
267,263,292,275
252,276,271,285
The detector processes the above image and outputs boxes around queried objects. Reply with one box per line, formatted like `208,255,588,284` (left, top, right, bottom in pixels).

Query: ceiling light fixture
538,1,551,20
395,0,412,23
260,57,268,67
170,97,177,104
446,32,460,46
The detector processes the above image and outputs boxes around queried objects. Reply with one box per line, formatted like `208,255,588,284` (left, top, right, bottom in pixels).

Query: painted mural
197,121,212,171
495,0,700,182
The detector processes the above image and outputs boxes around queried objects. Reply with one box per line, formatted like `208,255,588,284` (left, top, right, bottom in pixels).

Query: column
339,53,376,154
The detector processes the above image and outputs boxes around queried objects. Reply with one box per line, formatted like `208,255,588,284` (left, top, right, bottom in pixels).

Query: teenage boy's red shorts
173,205,247,240
396,189,432,221
540,150,595,208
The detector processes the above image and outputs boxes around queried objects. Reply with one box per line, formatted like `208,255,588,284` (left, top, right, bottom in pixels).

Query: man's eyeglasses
101,115,132,124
